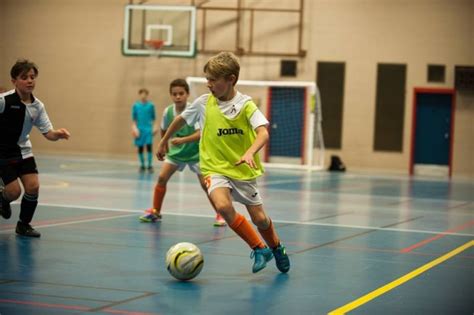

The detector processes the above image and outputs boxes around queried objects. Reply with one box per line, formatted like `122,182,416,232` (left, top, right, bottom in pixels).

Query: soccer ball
165,242,204,281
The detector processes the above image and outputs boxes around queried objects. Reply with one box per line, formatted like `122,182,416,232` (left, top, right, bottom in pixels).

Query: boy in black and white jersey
0,59,70,237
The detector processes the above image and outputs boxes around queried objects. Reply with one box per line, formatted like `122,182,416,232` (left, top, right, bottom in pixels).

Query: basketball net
144,40,164,58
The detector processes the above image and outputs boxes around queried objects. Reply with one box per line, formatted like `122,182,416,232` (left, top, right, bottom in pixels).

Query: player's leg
208,175,270,273
0,163,22,220
13,157,41,237
191,163,226,227
139,161,178,222
247,204,290,273
209,187,255,235
231,178,289,273
16,172,41,237
0,180,22,220
154,161,179,213
145,143,153,172
137,145,145,171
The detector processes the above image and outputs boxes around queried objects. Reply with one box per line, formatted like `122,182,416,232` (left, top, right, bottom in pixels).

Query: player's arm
235,125,268,169
131,105,139,137
151,104,158,135
159,109,170,151
131,121,139,138
171,130,200,145
152,121,159,136
157,115,187,160
43,128,71,141
0,95,5,113
36,104,70,141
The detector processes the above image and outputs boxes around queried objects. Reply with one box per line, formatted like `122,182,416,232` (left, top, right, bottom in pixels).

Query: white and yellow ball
165,242,204,281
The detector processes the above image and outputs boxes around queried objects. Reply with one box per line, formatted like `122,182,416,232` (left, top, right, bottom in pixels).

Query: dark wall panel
373,64,407,152
317,62,345,149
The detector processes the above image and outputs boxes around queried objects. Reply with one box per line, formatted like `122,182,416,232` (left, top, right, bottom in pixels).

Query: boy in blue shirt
132,89,157,172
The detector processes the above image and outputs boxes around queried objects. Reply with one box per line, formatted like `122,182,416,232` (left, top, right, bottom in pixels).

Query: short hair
169,78,189,94
203,52,240,84
138,88,149,95
10,59,39,79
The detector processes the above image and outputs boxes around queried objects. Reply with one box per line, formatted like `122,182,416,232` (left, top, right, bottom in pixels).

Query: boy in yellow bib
157,52,290,273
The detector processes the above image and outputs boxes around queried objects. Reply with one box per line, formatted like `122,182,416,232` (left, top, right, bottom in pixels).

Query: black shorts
0,157,38,186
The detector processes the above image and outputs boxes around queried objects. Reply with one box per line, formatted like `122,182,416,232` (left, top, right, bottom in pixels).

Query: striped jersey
0,89,52,161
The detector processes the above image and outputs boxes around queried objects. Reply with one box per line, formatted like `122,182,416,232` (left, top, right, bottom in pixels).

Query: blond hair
203,52,240,84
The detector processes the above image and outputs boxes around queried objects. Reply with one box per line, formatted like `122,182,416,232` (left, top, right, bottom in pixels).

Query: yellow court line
328,240,474,315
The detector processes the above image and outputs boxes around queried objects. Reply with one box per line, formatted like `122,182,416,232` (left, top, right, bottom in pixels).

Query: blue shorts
134,129,153,147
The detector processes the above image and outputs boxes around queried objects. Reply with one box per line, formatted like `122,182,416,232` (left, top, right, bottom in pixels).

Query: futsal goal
186,77,325,171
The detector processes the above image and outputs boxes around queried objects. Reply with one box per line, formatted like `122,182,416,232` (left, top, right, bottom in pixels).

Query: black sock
1,190,9,207
20,193,38,224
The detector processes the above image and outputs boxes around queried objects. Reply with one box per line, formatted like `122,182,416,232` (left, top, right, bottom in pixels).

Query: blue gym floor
1,156,473,315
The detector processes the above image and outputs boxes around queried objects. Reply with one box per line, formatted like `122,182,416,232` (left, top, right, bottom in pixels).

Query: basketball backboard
122,4,196,58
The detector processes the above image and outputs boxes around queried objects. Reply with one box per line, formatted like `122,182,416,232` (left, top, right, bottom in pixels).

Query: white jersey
181,91,268,130
0,89,53,160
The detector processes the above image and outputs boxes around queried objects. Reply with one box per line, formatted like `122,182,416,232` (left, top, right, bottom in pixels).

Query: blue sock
138,152,145,167
147,151,153,168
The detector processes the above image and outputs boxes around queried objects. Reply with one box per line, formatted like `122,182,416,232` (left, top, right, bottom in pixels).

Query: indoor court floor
0,155,473,315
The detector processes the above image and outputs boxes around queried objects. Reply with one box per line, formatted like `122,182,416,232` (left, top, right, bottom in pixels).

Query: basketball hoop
144,40,165,58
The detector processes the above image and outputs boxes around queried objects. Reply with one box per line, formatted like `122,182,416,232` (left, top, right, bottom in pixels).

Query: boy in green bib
157,53,290,274
139,79,225,226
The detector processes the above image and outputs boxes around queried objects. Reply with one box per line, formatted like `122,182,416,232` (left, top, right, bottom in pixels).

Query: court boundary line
400,219,474,253
327,240,474,314
88,292,157,313
294,216,424,254
0,298,89,311
0,279,159,314
10,202,473,237
293,228,377,254
307,211,354,221
1,279,156,294
0,289,114,303
447,201,473,209
41,155,474,183
327,244,474,260
328,240,474,315
42,171,474,205
0,213,136,233
0,298,159,315
381,215,424,228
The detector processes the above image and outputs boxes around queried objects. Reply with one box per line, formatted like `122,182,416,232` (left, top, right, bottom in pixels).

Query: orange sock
258,219,280,249
229,213,265,249
152,185,166,213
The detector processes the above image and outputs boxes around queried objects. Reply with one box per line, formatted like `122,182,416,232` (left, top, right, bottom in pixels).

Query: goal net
186,77,325,171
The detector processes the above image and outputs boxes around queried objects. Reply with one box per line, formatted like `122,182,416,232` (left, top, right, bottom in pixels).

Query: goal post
186,77,325,171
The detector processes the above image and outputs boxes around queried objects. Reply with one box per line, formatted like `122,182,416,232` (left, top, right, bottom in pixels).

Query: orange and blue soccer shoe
273,244,290,273
250,247,273,273
139,208,162,223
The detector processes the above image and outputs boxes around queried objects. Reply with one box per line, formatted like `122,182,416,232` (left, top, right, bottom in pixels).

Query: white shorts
205,174,262,206
165,158,201,174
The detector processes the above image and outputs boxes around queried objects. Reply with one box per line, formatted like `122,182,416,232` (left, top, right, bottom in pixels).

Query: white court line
48,169,138,176
257,178,474,204
258,178,316,187
41,173,474,205
15,202,474,237
0,214,136,234
38,154,137,165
